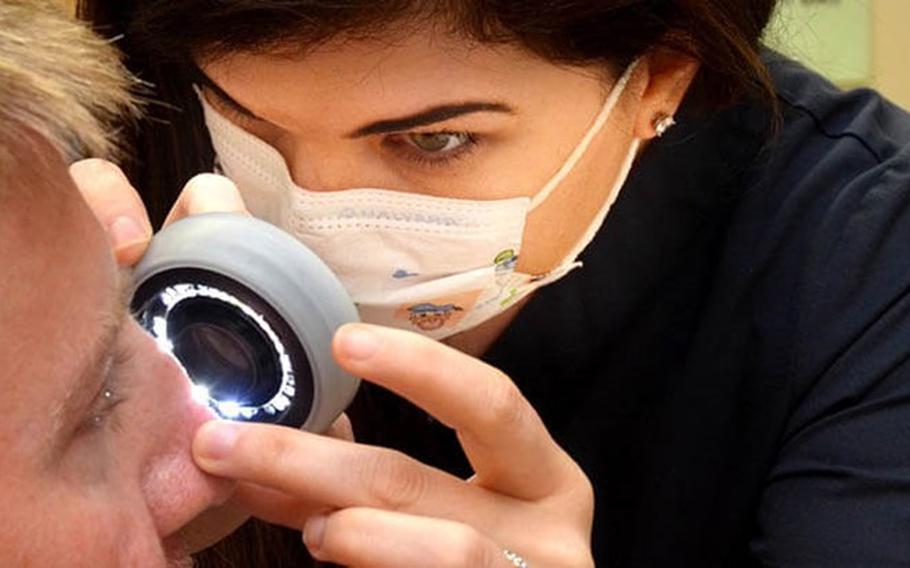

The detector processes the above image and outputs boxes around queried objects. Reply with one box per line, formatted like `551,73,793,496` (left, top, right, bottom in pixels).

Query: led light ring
150,282,297,421
131,212,361,432
134,267,314,427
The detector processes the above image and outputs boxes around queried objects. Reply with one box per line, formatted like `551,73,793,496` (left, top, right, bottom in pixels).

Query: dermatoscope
131,213,360,431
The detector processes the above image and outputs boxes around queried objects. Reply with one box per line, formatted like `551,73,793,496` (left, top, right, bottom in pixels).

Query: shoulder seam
778,95,884,164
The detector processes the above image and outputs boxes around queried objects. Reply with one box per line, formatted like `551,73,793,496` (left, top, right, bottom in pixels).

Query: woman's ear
631,49,700,139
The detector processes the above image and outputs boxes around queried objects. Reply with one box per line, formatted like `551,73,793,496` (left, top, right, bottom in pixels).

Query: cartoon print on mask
494,249,518,279
492,248,521,306
392,268,419,279
407,303,464,331
395,289,482,332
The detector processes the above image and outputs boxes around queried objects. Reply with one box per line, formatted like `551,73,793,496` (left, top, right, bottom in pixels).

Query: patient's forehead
0,130,78,235
0,133,117,453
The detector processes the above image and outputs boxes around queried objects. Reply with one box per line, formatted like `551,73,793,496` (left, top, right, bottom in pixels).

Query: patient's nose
135,327,234,538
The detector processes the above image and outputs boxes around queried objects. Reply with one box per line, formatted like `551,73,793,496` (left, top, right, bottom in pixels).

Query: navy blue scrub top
349,51,910,566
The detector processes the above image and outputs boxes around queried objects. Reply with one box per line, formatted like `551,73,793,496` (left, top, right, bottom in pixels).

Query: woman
80,1,910,566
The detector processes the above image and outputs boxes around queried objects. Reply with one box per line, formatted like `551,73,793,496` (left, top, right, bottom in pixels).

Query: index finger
69,159,152,266
333,323,579,501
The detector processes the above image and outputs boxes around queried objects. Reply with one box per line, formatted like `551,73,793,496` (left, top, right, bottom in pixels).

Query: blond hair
0,0,138,163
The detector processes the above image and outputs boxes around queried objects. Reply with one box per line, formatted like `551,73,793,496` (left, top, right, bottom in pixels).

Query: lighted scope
130,213,360,431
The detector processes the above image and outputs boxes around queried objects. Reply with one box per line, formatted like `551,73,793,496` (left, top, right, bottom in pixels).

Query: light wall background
767,0,909,110
61,0,908,110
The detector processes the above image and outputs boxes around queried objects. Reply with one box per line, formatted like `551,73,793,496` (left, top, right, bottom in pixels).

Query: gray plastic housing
132,212,360,433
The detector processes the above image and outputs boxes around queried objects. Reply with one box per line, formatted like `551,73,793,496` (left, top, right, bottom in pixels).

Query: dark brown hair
82,0,779,226
191,518,322,568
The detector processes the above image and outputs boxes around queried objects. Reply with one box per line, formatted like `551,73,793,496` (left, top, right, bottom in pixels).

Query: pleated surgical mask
199,61,640,339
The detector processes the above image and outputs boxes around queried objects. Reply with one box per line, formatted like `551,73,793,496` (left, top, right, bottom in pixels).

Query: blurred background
62,0,909,111
766,0,910,110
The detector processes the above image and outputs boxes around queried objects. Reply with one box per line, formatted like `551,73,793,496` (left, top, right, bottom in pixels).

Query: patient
0,1,229,565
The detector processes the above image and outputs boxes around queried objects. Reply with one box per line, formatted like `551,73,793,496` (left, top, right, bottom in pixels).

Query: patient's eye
86,387,127,430
79,340,131,434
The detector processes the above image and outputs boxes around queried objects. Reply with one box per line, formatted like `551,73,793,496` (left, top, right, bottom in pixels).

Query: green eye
407,132,471,153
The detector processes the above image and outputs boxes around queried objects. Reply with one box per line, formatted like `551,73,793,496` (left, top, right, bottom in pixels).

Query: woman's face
200,30,677,275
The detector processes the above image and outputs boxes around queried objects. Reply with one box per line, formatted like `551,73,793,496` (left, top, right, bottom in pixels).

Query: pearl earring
653,113,676,137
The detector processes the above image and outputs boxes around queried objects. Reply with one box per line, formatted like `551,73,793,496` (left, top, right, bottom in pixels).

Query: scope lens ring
131,213,360,432
133,268,313,426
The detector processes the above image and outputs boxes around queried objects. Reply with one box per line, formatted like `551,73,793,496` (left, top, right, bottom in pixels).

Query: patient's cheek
0,483,165,567
57,437,115,485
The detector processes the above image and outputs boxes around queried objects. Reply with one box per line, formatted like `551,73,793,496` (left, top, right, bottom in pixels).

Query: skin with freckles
0,136,231,567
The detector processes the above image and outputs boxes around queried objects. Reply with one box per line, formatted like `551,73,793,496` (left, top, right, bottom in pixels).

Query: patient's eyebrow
49,269,131,453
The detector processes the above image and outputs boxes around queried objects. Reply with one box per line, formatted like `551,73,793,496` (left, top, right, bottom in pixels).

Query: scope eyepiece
131,213,360,432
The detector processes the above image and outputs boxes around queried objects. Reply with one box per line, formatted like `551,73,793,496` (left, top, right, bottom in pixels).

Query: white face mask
199,61,640,339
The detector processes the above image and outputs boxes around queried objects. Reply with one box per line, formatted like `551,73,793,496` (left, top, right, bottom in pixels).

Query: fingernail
338,325,379,360
113,240,148,267
108,215,148,248
194,421,240,462
303,514,326,553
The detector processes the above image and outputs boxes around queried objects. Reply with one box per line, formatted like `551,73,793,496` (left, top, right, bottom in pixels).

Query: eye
213,99,260,126
200,87,263,126
85,388,127,429
406,132,472,153
78,347,131,434
385,131,479,167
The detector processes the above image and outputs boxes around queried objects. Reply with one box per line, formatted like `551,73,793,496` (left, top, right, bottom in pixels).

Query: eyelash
214,101,480,169
81,351,130,433
383,131,480,168
218,100,259,127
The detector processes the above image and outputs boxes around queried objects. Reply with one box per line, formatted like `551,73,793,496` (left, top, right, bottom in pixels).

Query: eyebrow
50,269,131,451
346,102,514,138
191,67,515,138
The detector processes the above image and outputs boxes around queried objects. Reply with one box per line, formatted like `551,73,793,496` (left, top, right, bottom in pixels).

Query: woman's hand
192,323,595,568
68,158,247,267
68,158,594,565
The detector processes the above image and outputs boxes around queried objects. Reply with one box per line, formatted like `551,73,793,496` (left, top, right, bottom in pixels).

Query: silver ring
503,549,529,568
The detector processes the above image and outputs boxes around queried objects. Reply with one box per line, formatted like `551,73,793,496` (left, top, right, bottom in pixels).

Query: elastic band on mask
556,137,640,267
529,59,640,211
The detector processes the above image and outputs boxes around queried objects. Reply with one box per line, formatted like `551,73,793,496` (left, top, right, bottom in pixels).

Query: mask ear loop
555,137,639,267
528,58,640,212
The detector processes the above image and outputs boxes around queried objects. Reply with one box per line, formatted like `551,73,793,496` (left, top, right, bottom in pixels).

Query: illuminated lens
132,269,313,427
168,298,280,407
